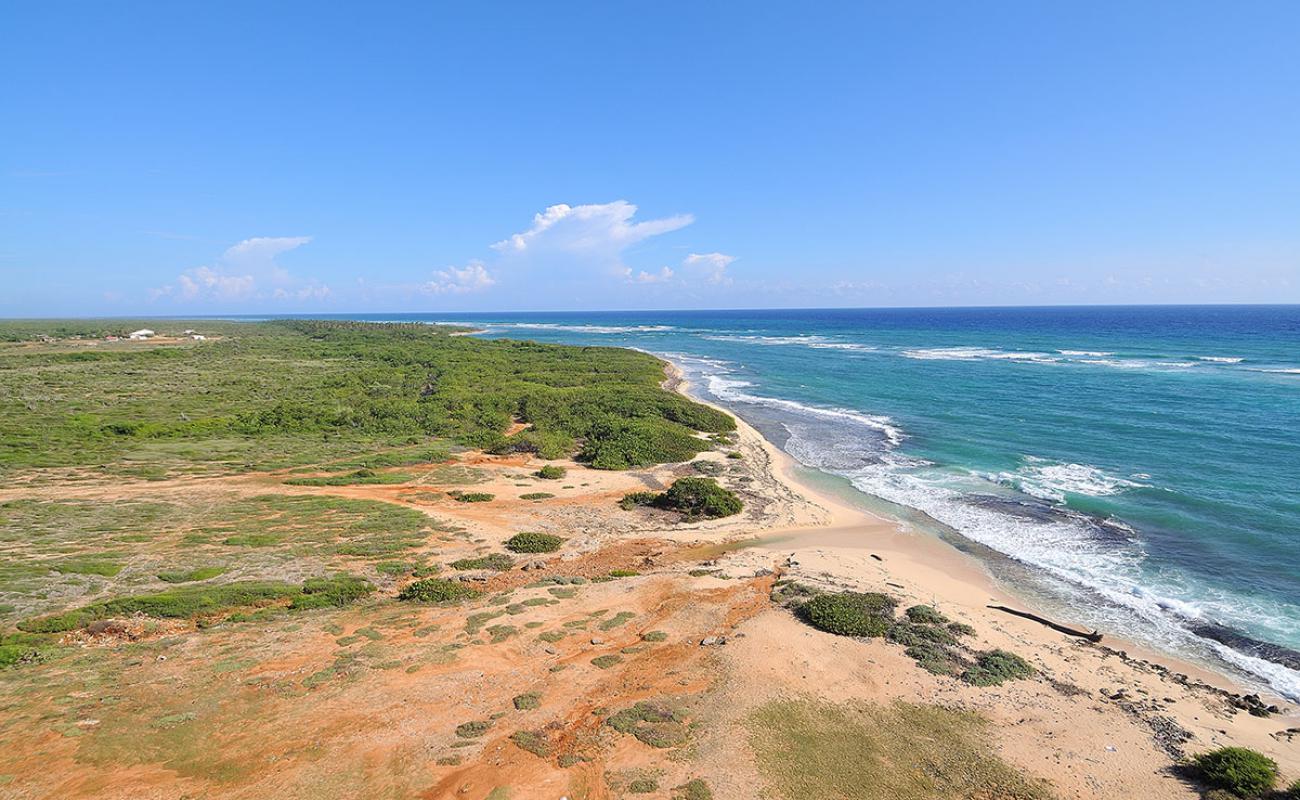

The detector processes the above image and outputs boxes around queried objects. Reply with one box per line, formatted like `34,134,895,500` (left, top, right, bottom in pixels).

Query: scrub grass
747,698,1052,800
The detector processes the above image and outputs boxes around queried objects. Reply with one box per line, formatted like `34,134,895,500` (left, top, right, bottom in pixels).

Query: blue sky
2,1,1298,316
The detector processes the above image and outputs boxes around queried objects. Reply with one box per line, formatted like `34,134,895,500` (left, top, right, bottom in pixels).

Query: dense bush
0,319,734,472
621,478,743,519
660,477,743,519
505,532,564,553
397,578,481,603
796,591,896,637
578,418,712,469
1189,747,1279,798
961,649,1036,686
454,492,494,503
535,465,566,479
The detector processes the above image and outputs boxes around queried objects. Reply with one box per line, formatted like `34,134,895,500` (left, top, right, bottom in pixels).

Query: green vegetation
0,319,732,473
628,777,659,793
18,574,373,633
961,649,1036,687
504,532,564,553
449,553,514,571
608,701,692,748
510,729,551,758
797,591,896,637
284,468,412,486
52,559,123,577
519,492,553,501
747,698,1051,800
672,780,713,800
591,654,623,669
535,465,566,480
642,630,668,642
620,477,743,520
513,692,541,710
1189,747,1279,798
608,569,640,578
156,566,226,583
397,578,481,603
454,492,495,503
455,720,492,738
904,605,948,625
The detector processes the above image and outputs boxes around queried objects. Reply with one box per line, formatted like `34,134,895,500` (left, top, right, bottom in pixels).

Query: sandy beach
659,359,1299,797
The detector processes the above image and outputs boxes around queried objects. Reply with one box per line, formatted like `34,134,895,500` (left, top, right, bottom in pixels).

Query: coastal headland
0,320,1294,799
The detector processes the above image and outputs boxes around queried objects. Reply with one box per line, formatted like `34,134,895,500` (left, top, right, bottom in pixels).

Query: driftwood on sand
987,604,1104,643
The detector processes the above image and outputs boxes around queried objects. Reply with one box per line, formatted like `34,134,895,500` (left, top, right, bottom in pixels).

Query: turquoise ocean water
338,306,1299,698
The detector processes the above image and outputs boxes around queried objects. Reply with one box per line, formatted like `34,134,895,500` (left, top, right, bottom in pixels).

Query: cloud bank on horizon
144,201,739,311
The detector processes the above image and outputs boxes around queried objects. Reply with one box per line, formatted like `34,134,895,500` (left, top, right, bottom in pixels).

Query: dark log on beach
987,605,1103,643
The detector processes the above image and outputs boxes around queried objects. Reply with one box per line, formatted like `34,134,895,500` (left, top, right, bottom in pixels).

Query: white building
128,329,155,340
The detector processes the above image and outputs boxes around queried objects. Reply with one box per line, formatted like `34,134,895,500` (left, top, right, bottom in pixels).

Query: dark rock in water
1188,620,1300,672
962,495,1135,542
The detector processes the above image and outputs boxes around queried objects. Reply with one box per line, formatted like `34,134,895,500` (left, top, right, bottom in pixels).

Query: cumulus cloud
626,266,675,284
682,252,736,284
491,201,694,273
425,260,496,294
153,236,322,303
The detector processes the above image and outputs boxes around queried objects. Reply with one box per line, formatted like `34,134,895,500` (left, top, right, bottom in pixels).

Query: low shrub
398,578,481,603
156,566,225,583
672,779,713,800
535,465,566,480
628,778,658,793
608,701,691,748
905,641,968,676
961,649,1036,686
505,532,563,553
619,491,659,511
519,492,553,501
19,580,313,632
455,720,491,738
948,621,976,637
905,604,949,625
449,553,514,571
591,654,623,669
642,630,668,642
1189,747,1279,797
455,492,494,503
513,692,541,710
290,574,375,609
608,569,640,578
796,591,895,637
888,621,958,647
52,559,123,577
510,729,551,757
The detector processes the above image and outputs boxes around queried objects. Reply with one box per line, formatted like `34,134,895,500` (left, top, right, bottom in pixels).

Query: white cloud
153,236,320,303
491,201,694,273
425,260,496,294
626,266,675,284
682,252,736,284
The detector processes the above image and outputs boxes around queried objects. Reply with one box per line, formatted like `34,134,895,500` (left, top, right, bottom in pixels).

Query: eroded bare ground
1,436,1295,800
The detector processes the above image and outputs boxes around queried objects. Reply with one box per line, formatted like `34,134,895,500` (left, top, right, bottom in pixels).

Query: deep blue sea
330,306,1300,698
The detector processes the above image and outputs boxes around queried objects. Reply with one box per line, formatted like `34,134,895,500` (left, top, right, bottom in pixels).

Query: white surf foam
991,457,1149,503
1197,356,1244,363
